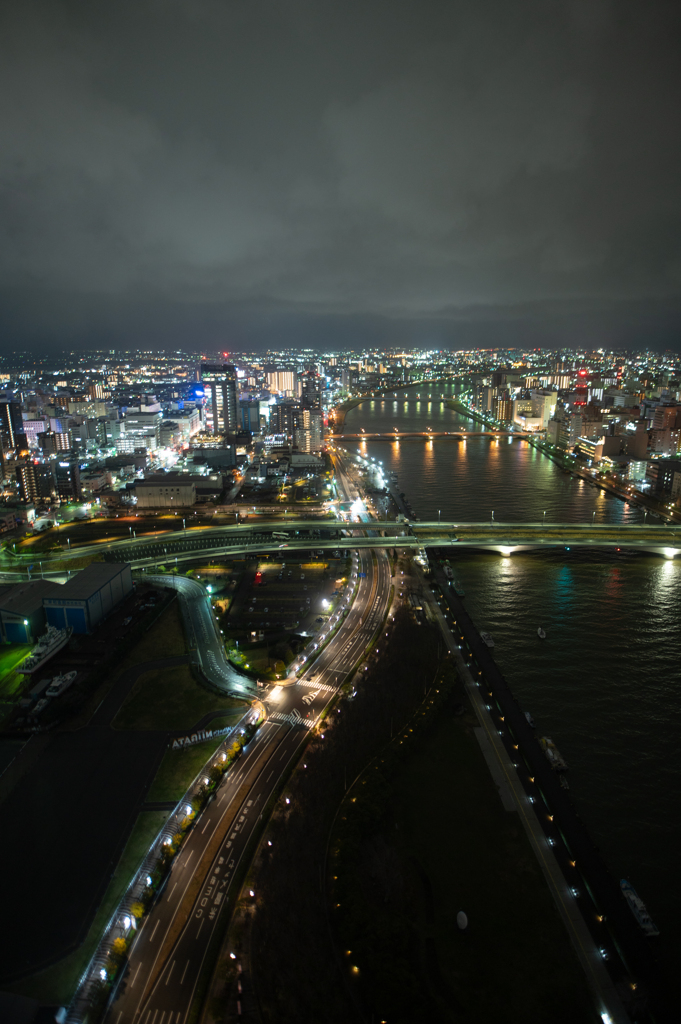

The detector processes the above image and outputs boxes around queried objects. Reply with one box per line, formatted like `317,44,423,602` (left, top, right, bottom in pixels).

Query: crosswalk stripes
297,680,335,693
268,711,315,729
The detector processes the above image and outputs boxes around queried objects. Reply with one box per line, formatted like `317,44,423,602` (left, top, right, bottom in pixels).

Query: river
343,380,681,978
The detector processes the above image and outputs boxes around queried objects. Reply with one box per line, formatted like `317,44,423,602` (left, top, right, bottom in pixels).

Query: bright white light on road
100,968,107,980
123,916,131,930
186,805,192,815
249,889,255,897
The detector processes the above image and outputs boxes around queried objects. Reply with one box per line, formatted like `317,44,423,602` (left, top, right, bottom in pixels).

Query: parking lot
225,555,350,634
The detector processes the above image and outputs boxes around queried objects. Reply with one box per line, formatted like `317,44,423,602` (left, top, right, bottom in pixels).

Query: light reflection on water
345,382,681,973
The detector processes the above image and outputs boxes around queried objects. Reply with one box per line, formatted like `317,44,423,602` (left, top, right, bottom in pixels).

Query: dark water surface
345,383,681,972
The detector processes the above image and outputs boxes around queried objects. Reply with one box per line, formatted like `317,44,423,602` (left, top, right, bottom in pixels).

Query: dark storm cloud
1,0,680,348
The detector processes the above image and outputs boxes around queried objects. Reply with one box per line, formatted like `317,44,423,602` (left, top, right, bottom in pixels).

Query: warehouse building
0,580,63,644
135,473,196,508
43,563,133,634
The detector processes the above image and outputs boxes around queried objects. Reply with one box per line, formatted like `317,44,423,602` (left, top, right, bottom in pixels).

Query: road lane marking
130,961,143,988
150,920,160,942
180,960,190,985
151,1011,158,1024
197,919,204,938
158,1013,165,1024
168,882,178,901
165,960,175,985
201,818,211,834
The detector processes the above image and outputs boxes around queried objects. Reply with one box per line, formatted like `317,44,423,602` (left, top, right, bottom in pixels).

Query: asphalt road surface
146,574,255,697
105,544,391,1024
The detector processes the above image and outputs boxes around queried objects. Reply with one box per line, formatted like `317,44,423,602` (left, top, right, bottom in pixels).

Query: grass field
63,598,188,732
0,645,31,697
146,736,228,802
121,597,187,665
0,645,32,726
10,809,170,1005
113,663,245,731
335,702,593,1023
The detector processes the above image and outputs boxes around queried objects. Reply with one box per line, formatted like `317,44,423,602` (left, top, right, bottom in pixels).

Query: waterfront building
43,563,134,634
294,407,323,453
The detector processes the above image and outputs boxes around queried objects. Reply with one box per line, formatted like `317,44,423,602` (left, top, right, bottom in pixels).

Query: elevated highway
3,521,681,583
103,519,681,560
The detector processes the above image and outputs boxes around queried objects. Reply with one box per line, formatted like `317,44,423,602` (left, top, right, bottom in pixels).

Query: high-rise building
269,401,298,437
266,369,297,394
294,407,323,453
122,410,162,452
200,363,238,435
299,370,322,410
0,402,28,474
55,458,83,502
38,430,72,455
239,399,261,435
16,462,56,503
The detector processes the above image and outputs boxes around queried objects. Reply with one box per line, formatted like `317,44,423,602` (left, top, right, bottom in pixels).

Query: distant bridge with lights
329,431,528,440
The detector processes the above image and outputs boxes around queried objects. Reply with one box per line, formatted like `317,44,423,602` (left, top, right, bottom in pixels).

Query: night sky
1,0,681,352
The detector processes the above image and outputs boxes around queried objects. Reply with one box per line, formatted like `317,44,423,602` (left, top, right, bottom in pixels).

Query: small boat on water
480,631,495,648
539,736,569,771
620,879,659,936
453,581,465,597
537,627,546,639
524,711,536,729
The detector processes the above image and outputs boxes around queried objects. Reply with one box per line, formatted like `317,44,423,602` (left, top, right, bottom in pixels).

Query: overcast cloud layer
1,0,681,351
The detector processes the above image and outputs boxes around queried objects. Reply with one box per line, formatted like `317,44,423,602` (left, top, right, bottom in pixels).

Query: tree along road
104,545,391,1024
